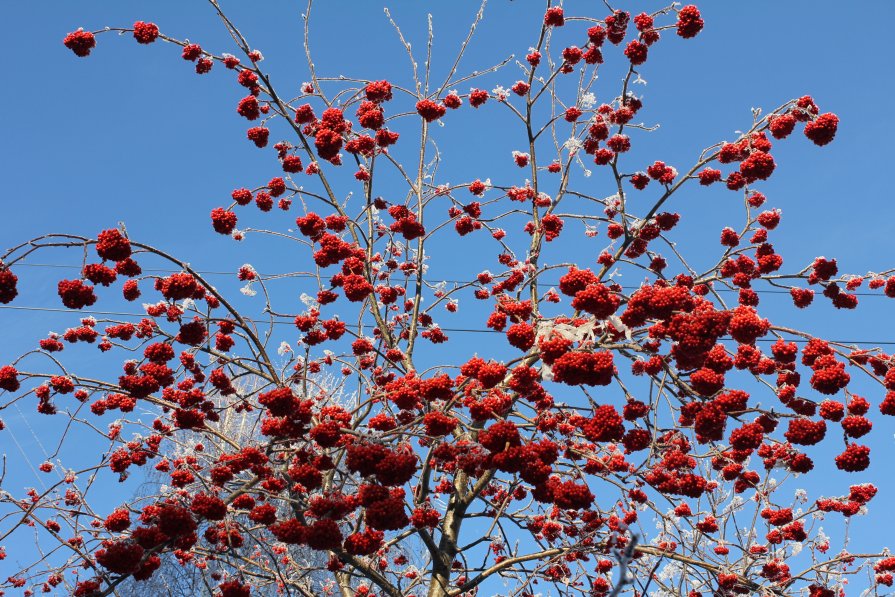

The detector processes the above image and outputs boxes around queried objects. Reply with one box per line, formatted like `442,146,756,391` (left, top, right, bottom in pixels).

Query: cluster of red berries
0,268,17,304
582,405,625,442
58,279,97,309
63,29,96,57
552,351,616,386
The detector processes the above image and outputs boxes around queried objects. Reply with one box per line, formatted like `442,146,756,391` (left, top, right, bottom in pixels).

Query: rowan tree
2,2,894,596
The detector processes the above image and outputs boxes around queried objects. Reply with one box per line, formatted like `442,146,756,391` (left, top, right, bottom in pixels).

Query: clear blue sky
2,0,895,590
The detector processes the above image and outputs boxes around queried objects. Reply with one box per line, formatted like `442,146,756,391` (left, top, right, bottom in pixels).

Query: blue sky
2,0,895,592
